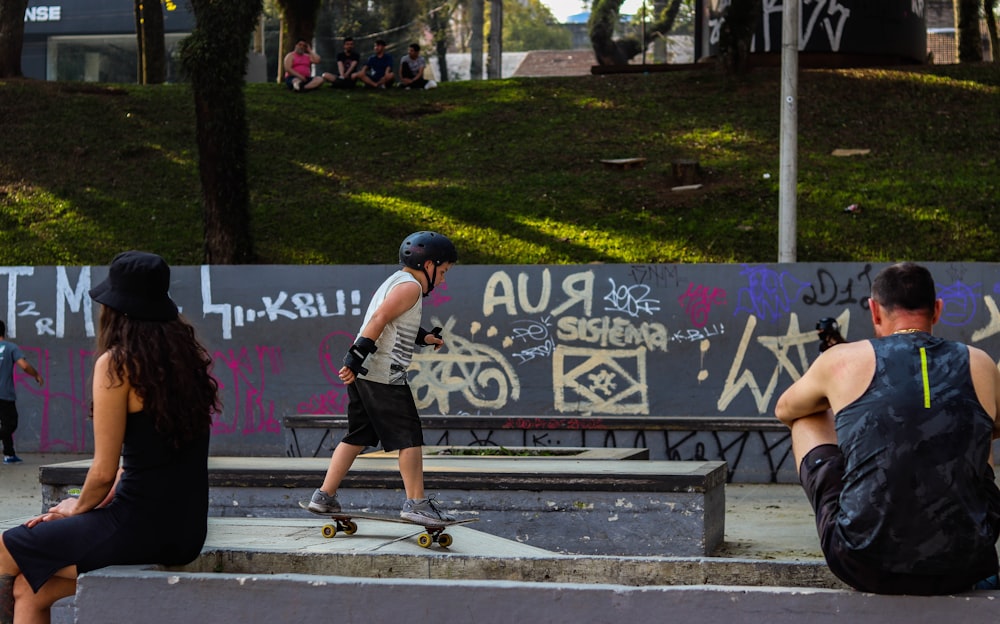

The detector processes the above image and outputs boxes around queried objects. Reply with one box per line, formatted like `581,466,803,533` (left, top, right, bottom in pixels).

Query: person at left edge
0,321,43,465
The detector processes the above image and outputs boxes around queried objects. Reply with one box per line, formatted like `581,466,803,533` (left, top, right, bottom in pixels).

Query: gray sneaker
400,497,456,524
307,489,341,513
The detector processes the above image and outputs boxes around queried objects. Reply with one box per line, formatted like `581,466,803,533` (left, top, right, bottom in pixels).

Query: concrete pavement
1,452,826,573
8,454,1000,624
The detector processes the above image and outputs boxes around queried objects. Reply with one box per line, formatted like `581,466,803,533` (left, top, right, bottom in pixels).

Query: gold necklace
892,328,925,334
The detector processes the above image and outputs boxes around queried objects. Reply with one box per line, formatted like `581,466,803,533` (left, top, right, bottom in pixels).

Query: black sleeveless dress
3,411,209,592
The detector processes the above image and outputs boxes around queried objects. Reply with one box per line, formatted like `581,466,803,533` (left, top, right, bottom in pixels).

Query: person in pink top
283,40,325,92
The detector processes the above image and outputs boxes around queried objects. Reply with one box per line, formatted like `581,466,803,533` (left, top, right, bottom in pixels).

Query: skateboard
298,501,478,548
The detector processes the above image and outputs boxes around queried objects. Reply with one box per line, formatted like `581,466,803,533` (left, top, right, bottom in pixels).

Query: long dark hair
97,305,219,447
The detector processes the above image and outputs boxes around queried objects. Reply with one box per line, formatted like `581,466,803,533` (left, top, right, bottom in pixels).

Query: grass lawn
0,62,998,266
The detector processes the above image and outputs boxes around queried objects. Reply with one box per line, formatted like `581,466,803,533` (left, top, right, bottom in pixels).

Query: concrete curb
70,565,1000,624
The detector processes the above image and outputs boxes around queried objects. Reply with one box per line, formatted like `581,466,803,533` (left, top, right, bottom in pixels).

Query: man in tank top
776,262,1000,595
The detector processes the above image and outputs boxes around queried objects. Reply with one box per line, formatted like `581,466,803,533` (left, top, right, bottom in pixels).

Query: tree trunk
0,0,29,78
590,0,627,65
429,4,450,82
314,0,335,65
955,0,983,62
487,0,502,79
136,0,167,84
719,0,762,75
180,0,263,264
652,0,667,62
643,0,683,56
278,0,321,53
470,0,484,80
985,0,998,63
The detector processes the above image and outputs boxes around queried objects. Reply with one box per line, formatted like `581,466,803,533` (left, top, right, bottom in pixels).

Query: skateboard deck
298,501,478,548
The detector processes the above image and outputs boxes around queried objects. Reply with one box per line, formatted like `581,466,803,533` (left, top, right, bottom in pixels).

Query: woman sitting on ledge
0,250,219,624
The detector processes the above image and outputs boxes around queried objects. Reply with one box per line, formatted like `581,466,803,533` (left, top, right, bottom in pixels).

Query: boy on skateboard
308,231,458,523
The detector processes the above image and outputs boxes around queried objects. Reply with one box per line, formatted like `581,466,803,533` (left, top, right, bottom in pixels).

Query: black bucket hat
89,251,178,321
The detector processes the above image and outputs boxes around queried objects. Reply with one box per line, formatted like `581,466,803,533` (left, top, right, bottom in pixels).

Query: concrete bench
39,455,726,556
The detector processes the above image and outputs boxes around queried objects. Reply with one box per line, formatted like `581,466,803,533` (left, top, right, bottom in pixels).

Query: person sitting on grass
357,39,395,89
398,43,436,90
283,40,325,92
323,37,360,89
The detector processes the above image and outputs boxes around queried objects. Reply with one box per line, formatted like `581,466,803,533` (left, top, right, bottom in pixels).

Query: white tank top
359,270,422,385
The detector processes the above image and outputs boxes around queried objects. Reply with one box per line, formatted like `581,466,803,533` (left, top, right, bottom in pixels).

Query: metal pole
778,0,799,263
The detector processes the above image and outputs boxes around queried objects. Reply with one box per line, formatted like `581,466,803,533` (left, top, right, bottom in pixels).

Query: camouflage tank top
834,333,1000,574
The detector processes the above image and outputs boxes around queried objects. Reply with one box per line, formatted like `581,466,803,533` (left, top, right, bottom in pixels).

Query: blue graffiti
938,281,979,327
734,265,810,321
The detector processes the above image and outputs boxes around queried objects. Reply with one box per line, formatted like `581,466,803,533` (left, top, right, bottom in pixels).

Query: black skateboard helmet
399,231,457,268
399,231,457,295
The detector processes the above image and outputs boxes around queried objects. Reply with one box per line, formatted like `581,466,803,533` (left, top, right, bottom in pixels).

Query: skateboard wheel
437,533,454,548
417,533,434,548
343,520,358,535
321,524,337,539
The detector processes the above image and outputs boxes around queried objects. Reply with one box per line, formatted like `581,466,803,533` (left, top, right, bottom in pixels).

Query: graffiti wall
705,0,927,62
4,262,1000,480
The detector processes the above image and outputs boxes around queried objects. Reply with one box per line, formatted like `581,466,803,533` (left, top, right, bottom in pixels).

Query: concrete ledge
40,457,726,556
40,457,723,492
190,548,840,587
364,446,649,460
179,517,837,588
50,596,74,624
72,564,999,624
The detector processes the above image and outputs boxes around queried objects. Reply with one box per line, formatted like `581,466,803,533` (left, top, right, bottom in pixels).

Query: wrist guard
343,336,377,375
416,326,442,346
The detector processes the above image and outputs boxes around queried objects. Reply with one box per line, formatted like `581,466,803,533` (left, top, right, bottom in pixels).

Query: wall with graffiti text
4,262,999,480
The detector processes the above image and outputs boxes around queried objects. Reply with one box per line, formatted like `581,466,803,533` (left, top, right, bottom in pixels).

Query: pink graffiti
678,283,727,328
26,347,94,453
297,389,349,415
317,331,353,386
212,346,283,435
424,281,451,307
502,417,606,431
294,332,352,415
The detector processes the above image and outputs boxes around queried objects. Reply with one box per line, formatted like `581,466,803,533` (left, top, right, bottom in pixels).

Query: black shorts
341,379,423,452
800,444,994,595
285,75,316,89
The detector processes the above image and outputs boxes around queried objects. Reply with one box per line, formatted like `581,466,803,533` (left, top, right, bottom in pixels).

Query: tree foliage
0,0,29,77
488,0,570,52
179,0,263,264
